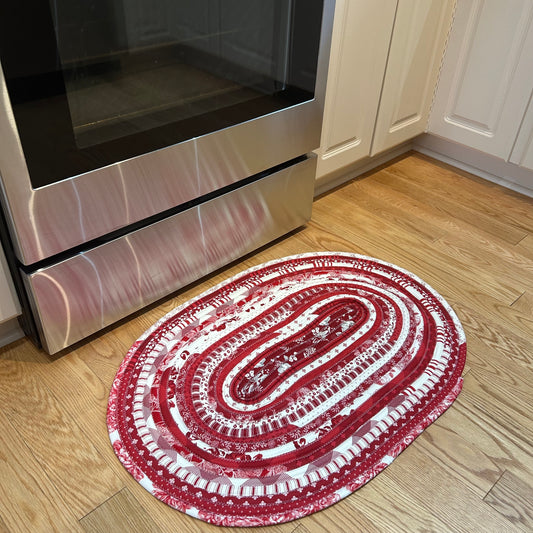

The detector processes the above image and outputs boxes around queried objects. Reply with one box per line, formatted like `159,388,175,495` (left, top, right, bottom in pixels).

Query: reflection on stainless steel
196,102,322,196
22,156,316,353
0,0,334,266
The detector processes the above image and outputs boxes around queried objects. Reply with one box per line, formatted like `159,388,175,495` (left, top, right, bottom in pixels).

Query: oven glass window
0,0,323,188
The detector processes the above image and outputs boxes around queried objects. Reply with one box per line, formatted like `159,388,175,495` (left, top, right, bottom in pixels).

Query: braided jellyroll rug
107,252,466,526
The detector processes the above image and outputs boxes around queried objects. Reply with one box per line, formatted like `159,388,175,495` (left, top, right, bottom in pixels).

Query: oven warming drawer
21,155,316,354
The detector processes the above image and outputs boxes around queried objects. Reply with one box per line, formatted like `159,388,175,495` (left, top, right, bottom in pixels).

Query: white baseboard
0,318,24,349
414,134,533,198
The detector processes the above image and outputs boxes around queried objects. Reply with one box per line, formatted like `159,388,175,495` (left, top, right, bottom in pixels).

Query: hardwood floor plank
0,410,83,533
450,300,532,369
511,291,533,315
452,288,531,347
0,516,9,533
484,470,533,531
460,392,531,472
313,194,524,305
516,234,533,257
462,371,533,445
292,222,365,256
364,170,533,270
345,474,454,532
78,328,139,386
382,445,522,532
432,234,533,295
80,488,160,533
374,169,529,244
467,334,533,404
336,177,448,243
359,165,533,295
415,394,533,497
458,375,533,468
390,153,533,233
291,524,312,533
458,295,533,346
22,344,141,483
285,501,381,533
112,476,219,533
465,332,533,401
413,409,503,497
0,356,123,519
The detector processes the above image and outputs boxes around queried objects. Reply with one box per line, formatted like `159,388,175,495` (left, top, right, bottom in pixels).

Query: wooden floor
1,152,532,532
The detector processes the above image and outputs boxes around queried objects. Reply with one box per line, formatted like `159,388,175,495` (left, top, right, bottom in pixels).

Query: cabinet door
428,0,533,160
316,0,396,178
371,0,454,156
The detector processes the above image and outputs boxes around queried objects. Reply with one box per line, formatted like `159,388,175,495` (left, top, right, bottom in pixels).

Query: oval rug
107,252,466,526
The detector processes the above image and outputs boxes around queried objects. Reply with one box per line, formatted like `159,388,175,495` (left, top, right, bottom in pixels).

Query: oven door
0,0,333,266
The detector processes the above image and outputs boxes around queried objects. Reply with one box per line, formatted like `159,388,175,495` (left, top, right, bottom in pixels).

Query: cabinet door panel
429,0,533,160
371,0,454,156
316,0,396,177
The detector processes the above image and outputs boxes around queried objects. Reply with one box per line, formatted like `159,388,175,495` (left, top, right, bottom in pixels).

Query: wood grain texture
0,152,532,532
451,299,532,369
381,445,521,533
0,349,123,519
0,410,83,533
345,472,454,532
80,489,160,533
511,291,533,315
386,154,533,232
484,470,533,531
374,167,529,244
516,234,533,256
0,516,10,533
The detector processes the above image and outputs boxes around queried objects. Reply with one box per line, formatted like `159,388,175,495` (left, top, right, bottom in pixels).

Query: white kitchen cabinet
371,0,455,155
428,0,533,162
316,0,454,178
315,0,396,177
0,244,20,324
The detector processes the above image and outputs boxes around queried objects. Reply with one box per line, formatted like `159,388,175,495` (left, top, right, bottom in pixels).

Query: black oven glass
0,1,323,188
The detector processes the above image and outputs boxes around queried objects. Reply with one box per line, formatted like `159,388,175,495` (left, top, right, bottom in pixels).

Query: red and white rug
107,252,466,526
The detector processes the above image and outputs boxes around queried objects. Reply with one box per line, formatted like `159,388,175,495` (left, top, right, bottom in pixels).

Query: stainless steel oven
0,0,334,354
